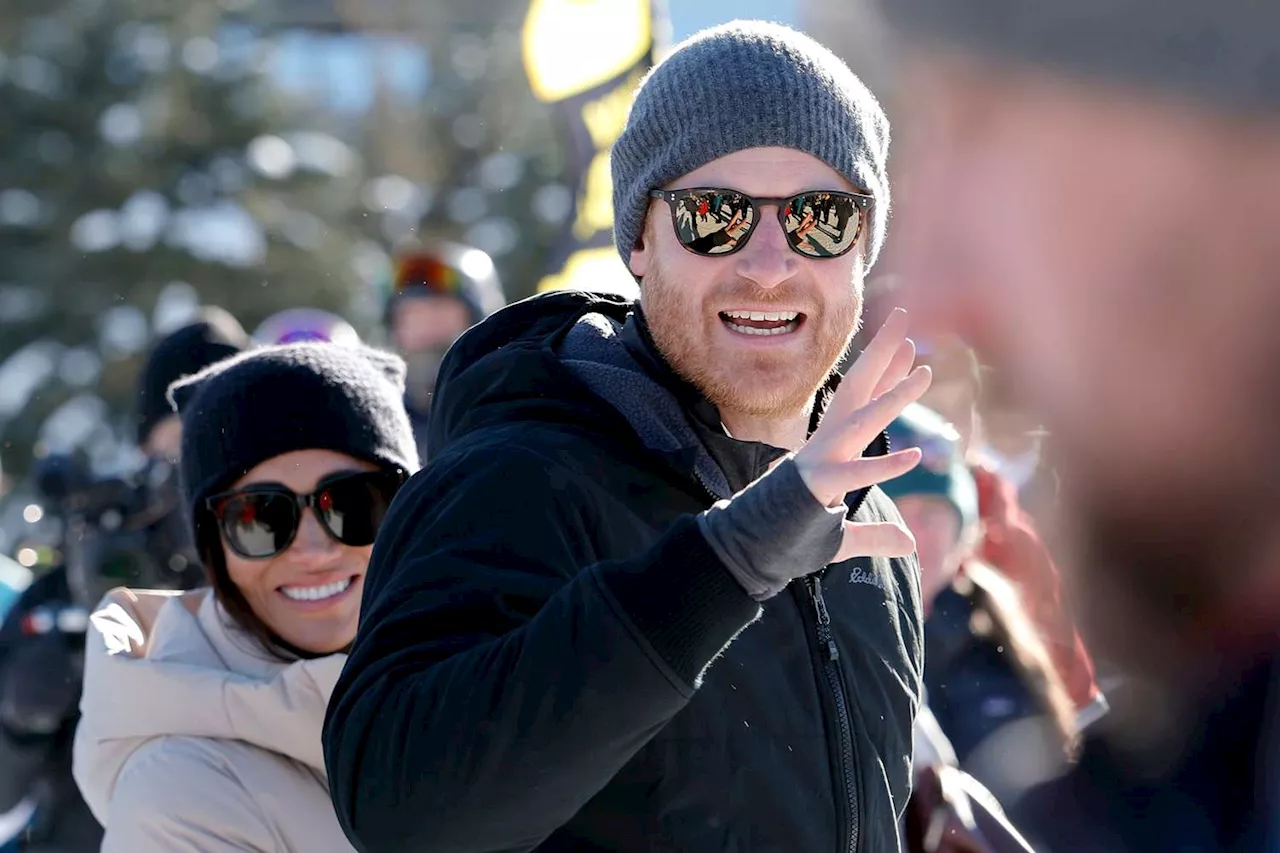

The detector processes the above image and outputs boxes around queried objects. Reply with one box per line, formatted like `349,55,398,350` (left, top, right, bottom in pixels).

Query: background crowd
2,1,1275,852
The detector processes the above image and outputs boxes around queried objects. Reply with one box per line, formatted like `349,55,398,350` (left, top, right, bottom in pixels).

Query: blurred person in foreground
326,22,933,853
861,276,1043,496
883,404,1077,808
74,343,417,852
864,278,1103,723
879,1,1280,849
384,241,506,460
917,340,1103,723
0,311,248,853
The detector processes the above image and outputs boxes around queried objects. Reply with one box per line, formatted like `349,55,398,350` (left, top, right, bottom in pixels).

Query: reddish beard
641,259,861,420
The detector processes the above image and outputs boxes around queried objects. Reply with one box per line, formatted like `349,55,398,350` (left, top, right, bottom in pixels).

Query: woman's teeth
280,577,353,602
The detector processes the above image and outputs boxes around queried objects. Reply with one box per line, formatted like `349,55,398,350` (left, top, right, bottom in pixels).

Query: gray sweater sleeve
696,458,846,601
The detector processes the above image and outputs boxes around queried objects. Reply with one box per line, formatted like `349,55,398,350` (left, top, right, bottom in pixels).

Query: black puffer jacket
324,292,924,853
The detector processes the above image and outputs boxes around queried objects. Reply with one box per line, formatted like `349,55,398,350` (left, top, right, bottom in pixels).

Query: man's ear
629,215,653,278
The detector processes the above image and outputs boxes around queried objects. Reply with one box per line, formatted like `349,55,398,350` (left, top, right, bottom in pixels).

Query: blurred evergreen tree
0,0,371,481
320,0,569,309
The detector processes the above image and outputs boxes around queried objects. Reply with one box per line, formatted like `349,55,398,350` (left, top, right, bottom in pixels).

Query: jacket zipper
695,470,866,851
807,575,859,853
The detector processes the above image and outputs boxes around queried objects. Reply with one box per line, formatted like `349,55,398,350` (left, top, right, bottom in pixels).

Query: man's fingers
834,521,917,563
827,366,932,459
812,449,921,501
827,308,910,423
870,338,916,401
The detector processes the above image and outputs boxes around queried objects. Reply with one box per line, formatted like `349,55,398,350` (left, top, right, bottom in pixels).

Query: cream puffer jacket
73,588,355,852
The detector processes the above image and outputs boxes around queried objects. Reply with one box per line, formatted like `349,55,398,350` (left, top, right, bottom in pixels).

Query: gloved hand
0,634,82,738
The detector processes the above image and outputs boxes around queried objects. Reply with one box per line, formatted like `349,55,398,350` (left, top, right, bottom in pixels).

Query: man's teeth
280,578,353,602
724,310,800,322
722,309,801,336
726,321,798,336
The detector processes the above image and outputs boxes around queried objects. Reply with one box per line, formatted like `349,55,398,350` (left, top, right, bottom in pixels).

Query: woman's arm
101,737,279,853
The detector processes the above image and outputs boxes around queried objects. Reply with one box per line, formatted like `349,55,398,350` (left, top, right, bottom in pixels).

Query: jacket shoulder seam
111,736,276,828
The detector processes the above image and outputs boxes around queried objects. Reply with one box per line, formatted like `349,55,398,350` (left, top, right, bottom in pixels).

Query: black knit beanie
135,308,250,445
611,22,891,268
167,343,420,533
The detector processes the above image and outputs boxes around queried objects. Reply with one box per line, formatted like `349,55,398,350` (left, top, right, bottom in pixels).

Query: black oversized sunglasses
649,187,873,259
205,469,405,560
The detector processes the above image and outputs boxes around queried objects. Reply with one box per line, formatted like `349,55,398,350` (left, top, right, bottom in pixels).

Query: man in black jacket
325,21,932,853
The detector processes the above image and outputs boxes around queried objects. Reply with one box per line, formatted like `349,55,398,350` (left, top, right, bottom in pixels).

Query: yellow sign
522,0,652,103
581,69,644,147
536,246,639,298
523,0,655,296
570,70,645,243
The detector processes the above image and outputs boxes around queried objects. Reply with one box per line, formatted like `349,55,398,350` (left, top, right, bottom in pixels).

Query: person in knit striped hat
382,240,506,460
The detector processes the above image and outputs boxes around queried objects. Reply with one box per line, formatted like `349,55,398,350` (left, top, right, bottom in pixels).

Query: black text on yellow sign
522,0,657,296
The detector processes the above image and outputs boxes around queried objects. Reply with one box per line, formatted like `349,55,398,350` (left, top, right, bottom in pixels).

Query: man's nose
733,210,799,290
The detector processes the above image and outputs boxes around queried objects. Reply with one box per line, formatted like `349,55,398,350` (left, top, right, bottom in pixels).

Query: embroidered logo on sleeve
847,566,890,593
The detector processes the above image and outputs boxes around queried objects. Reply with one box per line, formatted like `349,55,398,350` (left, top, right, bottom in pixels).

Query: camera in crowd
33,453,203,620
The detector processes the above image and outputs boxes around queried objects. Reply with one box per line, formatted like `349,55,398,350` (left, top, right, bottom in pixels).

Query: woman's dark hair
194,512,343,663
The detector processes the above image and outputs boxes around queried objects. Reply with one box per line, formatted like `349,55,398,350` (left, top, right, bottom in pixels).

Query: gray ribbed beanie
612,21,891,270
879,0,1280,117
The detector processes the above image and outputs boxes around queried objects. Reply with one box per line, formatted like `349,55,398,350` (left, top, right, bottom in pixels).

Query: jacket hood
73,588,344,826
427,290,634,457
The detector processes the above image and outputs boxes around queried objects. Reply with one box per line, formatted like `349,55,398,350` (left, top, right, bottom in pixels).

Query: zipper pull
808,576,831,625
807,577,839,661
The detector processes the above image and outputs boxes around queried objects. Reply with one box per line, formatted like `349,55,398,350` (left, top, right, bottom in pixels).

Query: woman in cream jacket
73,342,418,852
